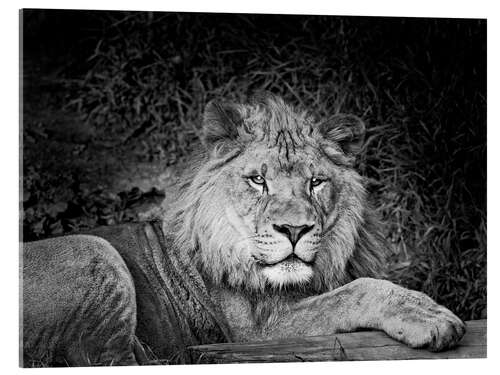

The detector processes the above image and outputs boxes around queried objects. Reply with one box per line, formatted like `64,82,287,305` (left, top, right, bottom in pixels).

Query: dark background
21,10,486,320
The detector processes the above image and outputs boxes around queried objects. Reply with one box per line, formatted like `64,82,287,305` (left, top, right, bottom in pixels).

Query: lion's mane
163,94,388,295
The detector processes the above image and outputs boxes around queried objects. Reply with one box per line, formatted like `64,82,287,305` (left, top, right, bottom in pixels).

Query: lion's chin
261,258,313,287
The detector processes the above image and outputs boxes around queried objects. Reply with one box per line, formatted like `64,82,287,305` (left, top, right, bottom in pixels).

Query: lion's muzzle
272,223,314,248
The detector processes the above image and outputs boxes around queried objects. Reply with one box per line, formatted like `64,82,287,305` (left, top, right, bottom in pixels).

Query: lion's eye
310,177,324,188
249,175,265,185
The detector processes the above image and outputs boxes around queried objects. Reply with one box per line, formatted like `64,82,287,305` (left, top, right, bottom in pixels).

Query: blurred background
21,10,486,320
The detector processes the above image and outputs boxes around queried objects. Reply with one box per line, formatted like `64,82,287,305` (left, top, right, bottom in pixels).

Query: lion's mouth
258,252,315,285
260,253,314,267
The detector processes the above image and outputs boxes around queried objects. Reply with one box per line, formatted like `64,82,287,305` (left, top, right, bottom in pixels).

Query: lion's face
223,141,341,287
170,94,369,291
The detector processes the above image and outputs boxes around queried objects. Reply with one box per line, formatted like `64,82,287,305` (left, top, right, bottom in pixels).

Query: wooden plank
188,320,486,363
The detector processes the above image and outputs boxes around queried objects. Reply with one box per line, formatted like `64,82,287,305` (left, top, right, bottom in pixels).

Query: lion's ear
202,100,242,149
318,114,366,155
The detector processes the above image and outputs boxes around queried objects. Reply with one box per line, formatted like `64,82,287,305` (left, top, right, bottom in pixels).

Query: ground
21,10,486,321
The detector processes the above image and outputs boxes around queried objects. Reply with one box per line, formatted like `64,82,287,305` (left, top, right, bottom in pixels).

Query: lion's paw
380,289,466,352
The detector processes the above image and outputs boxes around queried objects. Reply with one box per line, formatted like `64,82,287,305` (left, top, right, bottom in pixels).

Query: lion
21,93,466,367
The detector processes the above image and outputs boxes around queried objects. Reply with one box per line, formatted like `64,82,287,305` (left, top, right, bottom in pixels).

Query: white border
2,1,497,374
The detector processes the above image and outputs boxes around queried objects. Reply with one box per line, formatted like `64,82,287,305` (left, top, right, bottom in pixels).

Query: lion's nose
272,223,314,248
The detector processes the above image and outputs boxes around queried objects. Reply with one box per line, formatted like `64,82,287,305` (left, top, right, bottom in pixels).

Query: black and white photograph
19,6,486,368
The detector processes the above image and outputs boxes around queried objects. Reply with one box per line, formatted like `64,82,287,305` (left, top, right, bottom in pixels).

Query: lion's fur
163,93,387,294
22,235,138,366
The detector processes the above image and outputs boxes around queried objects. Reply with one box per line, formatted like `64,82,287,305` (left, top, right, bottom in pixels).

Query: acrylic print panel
20,9,486,367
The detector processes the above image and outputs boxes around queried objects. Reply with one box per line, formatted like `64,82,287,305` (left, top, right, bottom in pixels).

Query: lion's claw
380,288,466,351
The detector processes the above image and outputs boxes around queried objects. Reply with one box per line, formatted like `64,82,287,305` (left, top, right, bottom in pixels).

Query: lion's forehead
237,143,329,177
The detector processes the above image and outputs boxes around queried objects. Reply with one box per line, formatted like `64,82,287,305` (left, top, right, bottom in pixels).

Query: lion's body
22,235,138,366
21,94,466,366
21,222,232,366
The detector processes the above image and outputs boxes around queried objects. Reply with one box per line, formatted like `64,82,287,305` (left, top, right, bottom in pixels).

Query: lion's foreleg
262,278,466,351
